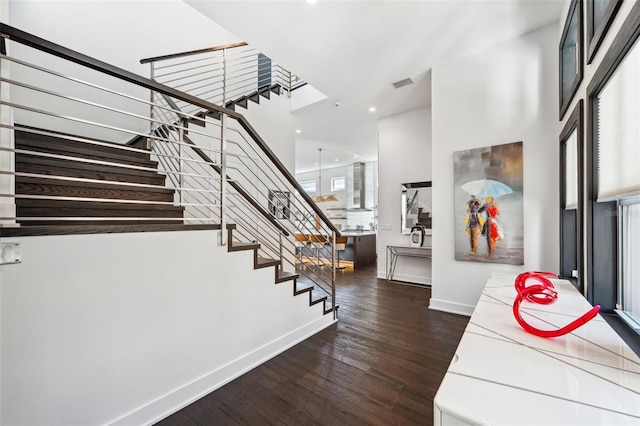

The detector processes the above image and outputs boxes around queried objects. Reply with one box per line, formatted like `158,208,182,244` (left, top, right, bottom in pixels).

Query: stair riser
17,207,183,218
16,158,166,186
20,219,185,226
16,130,152,161
16,140,156,168
16,182,174,203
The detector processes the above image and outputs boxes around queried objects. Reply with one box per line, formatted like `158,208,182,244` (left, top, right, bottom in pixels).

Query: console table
386,245,431,282
434,272,640,425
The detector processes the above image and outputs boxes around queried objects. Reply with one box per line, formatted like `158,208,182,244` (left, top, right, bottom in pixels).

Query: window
619,200,640,331
331,176,345,192
299,180,316,194
587,1,640,337
559,0,583,120
586,0,623,63
559,101,583,289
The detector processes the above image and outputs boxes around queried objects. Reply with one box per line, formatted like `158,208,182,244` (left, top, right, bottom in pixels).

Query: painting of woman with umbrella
454,142,523,264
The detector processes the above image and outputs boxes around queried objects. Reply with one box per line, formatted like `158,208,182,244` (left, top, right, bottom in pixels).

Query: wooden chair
294,233,308,267
308,234,327,267
330,236,348,270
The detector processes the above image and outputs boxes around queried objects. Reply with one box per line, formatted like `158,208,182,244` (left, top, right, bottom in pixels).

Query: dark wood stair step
235,97,248,109
16,132,156,168
248,92,260,104
270,84,282,95
256,256,280,269
16,199,184,218
16,155,166,186
15,127,152,161
228,242,259,252
0,223,220,237
20,218,185,226
258,86,271,100
276,270,298,284
16,176,174,203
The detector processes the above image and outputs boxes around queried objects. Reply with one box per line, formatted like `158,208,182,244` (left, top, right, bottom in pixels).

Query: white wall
7,0,241,143
430,23,559,316
0,230,334,425
239,90,296,173
377,107,432,284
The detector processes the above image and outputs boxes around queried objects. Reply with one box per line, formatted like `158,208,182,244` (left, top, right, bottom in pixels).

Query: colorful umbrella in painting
461,179,513,198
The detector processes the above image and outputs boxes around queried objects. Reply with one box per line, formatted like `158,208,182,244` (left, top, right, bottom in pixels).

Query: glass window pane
564,129,578,210
331,176,345,192
622,203,640,328
299,180,316,194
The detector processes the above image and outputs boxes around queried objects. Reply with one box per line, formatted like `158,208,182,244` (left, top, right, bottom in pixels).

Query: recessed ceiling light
306,0,317,4
369,107,376,112
314,162,318,166
295,129,301,134
334,158,339,162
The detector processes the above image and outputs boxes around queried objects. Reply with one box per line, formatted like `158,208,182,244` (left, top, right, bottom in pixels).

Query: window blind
564,129,578,210
596,37,640,202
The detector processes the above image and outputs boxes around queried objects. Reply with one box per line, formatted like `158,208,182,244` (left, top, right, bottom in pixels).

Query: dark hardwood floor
157,264,469,425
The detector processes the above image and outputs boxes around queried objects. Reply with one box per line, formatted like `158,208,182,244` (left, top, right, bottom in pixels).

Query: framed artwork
559,0,583,120
587,0,623,63
453,142,524,265
268,190,290,220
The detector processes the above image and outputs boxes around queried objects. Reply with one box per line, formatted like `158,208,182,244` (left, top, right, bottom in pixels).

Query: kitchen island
339,231,377,268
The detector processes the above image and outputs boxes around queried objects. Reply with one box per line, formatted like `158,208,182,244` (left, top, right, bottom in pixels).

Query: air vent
392,77,414,89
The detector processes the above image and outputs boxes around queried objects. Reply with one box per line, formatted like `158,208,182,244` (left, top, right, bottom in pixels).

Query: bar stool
330,236,348,270
308,234,327,267
294,234,308,268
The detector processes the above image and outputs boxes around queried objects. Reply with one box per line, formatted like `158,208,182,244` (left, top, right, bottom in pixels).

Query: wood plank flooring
156,264,469,425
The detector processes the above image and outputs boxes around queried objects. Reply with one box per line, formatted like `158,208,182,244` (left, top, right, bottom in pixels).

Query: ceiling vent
392,77,414,89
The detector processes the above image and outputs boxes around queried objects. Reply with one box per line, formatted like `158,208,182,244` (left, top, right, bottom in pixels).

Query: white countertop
434,272,640,425
339,231,377,236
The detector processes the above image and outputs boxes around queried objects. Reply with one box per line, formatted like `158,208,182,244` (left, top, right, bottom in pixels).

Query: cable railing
0,23,338,317
140,41,305,115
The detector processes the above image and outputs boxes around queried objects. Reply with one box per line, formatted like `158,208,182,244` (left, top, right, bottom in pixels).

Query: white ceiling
186,0,566,174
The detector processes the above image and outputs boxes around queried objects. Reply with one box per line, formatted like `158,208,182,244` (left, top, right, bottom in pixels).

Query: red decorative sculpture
512,272,600,338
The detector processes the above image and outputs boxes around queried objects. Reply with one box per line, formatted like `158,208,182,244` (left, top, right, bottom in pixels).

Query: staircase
1,22,338,315
13,128,183,226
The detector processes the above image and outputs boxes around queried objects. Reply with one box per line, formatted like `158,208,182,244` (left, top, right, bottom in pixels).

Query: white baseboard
376,270,431,286
428,298,474,316
109,315,337,426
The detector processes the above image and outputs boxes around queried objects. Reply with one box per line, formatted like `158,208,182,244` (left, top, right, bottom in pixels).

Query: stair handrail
0,22,339,236
140,42,249,65
140,40,305,107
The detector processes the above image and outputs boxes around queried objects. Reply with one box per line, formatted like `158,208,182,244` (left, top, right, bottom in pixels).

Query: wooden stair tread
16,199,180,211
228,242,260,252
256,256,280,269
16,156,166,185
0,224,220,237
276,270,298,283
15,133,156,167
16,175,172,193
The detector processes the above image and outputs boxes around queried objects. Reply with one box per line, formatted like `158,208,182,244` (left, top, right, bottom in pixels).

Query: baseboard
108,315,337,426
376,270,431,286
428,298,474,317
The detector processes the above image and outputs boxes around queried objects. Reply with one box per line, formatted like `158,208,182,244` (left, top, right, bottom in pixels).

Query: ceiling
185,0,566,174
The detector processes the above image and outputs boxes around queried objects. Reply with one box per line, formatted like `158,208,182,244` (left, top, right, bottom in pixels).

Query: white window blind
596,37,640,202
564,129,578,210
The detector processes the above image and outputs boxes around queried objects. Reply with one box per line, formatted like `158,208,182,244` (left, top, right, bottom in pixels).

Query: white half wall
0,230,334,425
377,107,432,284
430,23,560,316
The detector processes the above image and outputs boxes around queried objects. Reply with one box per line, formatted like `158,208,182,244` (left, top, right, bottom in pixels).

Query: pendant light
313,148,339,203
